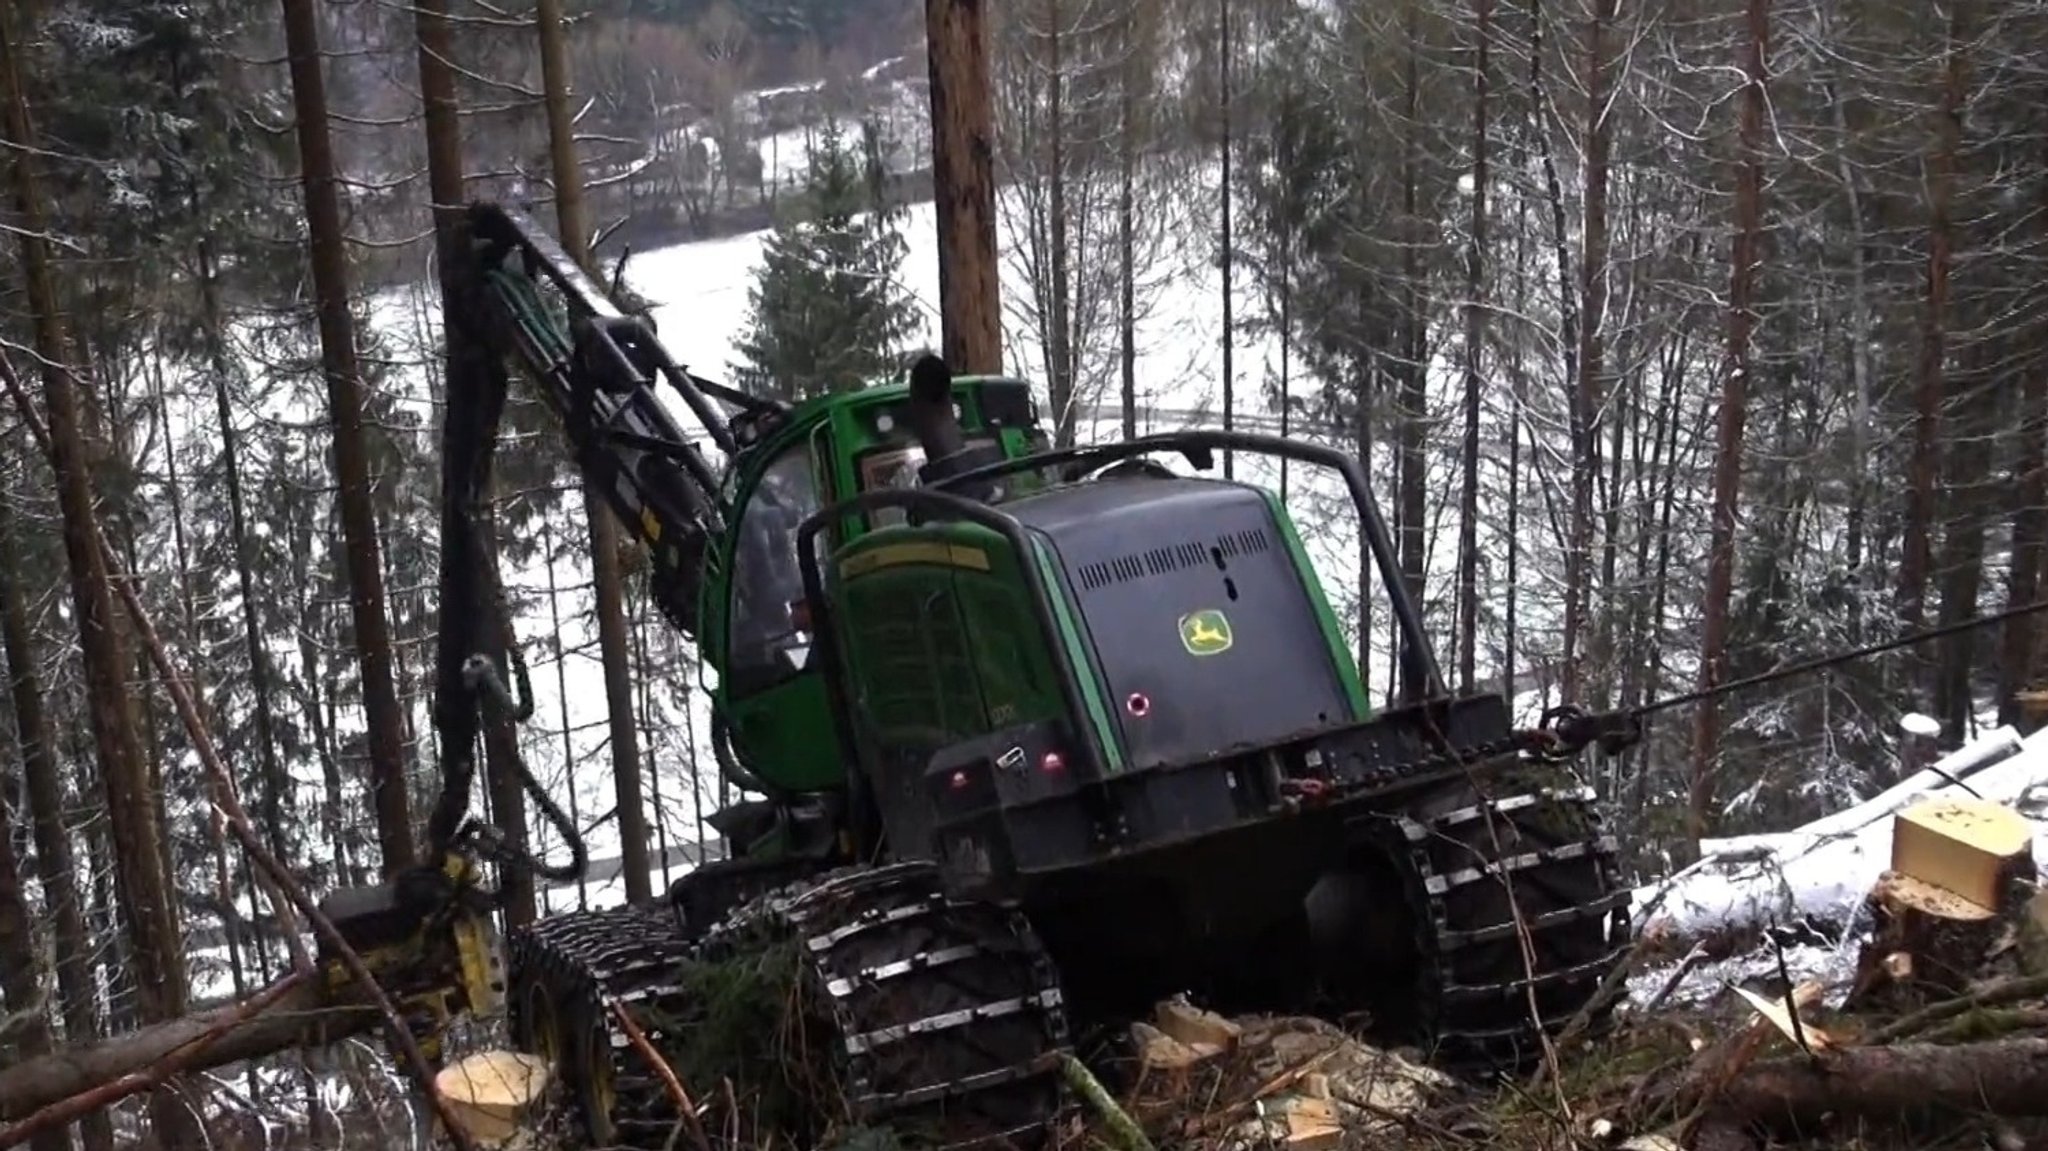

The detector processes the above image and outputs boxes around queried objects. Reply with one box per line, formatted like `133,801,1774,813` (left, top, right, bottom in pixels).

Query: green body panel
1025,540,1125,774
1258,489,1372,721
702,375,1049,795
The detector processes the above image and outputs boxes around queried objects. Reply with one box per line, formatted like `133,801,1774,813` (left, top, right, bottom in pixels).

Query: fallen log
1676,1036,2048,1134
0,974,381,1126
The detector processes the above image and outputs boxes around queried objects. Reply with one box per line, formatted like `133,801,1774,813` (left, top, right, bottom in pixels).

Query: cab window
727,444,821,691
858,444,928,528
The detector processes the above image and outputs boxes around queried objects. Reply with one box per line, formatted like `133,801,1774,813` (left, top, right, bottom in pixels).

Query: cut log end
435,1049,553,1147
1849,796,2038,1010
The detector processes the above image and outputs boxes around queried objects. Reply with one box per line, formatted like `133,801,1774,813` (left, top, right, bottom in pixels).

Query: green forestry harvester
325,203,1637,1149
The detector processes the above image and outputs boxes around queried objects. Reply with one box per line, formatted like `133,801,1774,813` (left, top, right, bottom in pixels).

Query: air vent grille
1075,528,1272,590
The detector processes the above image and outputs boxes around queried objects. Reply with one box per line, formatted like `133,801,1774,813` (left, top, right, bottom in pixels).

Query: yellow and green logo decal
1178,609,1234,656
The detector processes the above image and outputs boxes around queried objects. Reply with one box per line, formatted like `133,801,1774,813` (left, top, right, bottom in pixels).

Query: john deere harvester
352,203,1632,1150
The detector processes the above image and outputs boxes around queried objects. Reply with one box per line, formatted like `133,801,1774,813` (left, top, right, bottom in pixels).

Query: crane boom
424,201,793,868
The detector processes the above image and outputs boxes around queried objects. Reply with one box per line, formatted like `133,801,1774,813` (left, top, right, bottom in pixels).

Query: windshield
728,444,820,688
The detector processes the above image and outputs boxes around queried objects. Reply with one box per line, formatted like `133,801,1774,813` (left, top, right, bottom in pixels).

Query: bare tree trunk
1046,0,1075,446
200,238,293,873
1118,5,1136,443
2001,157,2048,726
1218,0,1233,475
1395,0,1426,650
541,522,588,912
927,0,1003,375
0,480,114,1151
1688,0,1767,847
1457,0,1491,694
0,762,65,1151
277,0,415,876
0,4,196,1144
1562,0,1612,708
532,0,653,908
1898,0,1961,651
1933,369,1989,739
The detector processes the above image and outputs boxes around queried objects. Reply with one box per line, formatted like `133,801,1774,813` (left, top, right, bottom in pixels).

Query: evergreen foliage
732,118,921,404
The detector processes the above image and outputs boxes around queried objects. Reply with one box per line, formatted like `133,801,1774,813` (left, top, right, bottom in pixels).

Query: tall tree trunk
1563,0,1612,708
926,0,1003,375
0,479,114,1151
2001,155,2048,727
200,238,294,871
530,0,654,909
1898,0,1962,655
542,523,589,912
1457,0,1491,694
1047,0,1074,447
1218,0,1233,476
1118,6,1136,443
277,0,415,876
1934,365,1990,739
0,763,65,1151
1395,0,1426,664
1688,0,1767,848
0,4,196,1144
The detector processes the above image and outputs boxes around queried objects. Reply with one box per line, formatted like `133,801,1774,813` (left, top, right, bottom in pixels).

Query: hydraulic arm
422,202,791,873
306,202,795,1058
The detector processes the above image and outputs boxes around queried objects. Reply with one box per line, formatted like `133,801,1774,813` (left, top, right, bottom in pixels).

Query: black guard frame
924,429,1447,704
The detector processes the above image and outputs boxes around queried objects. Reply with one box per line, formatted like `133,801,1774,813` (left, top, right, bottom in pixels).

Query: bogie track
1376,774,1633,1071
507,863,1074,1151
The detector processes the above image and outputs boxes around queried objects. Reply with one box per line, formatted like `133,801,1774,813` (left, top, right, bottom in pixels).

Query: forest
2,0,2047,1145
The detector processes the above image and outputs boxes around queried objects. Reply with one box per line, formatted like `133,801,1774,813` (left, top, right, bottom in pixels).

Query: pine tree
733,117,921,403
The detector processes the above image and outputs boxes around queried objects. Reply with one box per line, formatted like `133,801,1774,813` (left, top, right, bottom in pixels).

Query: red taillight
949,769,970,789
1040,751,1066,774
788,600,812,631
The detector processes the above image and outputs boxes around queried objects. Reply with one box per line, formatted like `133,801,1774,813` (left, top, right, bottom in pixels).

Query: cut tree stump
435,1050,552,1146
1848,797,2037,1010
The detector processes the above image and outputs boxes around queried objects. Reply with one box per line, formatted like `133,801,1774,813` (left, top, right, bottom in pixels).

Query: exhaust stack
906,352,968,463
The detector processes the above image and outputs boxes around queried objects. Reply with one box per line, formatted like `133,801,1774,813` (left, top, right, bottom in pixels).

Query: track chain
1385,775,1633,1072
505,901,694,1147
506,863,1073,1151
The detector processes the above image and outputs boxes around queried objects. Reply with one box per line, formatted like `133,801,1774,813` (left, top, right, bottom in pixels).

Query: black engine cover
1011,475,1358,773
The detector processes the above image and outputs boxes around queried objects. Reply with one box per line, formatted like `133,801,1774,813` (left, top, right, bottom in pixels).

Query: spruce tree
733,116,920,403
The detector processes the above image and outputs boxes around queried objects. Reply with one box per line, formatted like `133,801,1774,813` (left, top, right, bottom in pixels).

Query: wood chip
1155,999,1242,1053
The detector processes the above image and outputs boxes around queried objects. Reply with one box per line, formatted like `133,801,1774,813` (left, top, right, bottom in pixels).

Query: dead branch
1865,972,2048,1044
0,362,479,1151
0,345,309,971
1667,1036,2048,1134
0,974,381,1123
610,998,712,1151
0,972,309,1149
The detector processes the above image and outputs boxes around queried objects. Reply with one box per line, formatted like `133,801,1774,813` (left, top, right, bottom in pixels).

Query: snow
1625,721,2048,1007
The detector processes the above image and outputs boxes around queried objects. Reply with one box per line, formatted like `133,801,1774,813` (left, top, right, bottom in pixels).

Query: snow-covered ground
1625,720,2048,1009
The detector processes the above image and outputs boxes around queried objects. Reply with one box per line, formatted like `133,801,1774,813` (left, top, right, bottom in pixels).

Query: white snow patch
1625,722,2048,1008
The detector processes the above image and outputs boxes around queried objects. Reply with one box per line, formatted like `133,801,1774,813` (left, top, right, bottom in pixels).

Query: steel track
508,863,1074,1150
1383,777,1633,1070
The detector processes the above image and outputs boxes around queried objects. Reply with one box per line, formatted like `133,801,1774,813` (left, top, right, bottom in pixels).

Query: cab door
714,431,846,795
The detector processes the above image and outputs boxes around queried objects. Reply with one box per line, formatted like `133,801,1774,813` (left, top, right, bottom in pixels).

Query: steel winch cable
1530,593,2048,759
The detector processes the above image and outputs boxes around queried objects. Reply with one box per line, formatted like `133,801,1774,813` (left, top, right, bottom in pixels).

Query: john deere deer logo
1178,609,1234,656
